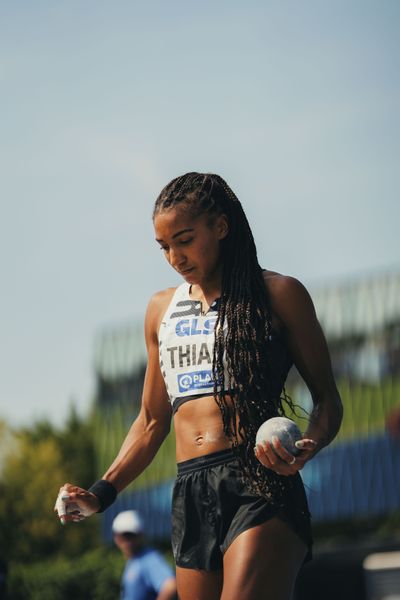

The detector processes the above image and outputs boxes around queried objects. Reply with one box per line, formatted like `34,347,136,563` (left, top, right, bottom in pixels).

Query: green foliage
57,405,98,488
0,408,100,564
335,377,400,441
93,404,177,492
286,376,400,442
7,547,124,600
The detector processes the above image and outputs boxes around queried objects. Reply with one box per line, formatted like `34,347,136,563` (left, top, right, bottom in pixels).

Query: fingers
54,492,67,524
54,482,101,525
54,484,73,513
58,483,83,496
55,489,76,525
295,438,317,451
254,440,296,476
254,436,316,476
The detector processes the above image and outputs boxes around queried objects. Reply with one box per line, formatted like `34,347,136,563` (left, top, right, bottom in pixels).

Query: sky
0,0,399,428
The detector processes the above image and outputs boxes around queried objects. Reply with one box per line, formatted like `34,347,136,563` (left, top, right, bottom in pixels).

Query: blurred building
92,268,400,597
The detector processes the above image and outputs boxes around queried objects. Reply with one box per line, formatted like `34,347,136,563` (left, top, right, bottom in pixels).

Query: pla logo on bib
178,370,213,393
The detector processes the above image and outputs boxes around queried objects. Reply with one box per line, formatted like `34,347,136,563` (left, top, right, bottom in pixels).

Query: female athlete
55,172,343,600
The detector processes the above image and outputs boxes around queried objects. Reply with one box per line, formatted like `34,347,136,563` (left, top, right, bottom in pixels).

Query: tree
0,407,100,563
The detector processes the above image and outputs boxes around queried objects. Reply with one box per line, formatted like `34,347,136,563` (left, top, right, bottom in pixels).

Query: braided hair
153,172,294,500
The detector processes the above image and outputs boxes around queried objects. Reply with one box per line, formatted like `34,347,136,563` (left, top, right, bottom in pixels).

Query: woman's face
154,207,228,286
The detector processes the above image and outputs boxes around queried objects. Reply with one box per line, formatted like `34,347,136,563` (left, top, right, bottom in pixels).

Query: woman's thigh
176,566,223,600
221,517,308,600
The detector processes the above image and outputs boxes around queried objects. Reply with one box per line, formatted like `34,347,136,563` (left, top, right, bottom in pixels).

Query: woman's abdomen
174,394,233,462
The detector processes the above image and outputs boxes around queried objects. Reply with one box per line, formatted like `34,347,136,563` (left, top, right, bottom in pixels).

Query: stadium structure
92,268,400,599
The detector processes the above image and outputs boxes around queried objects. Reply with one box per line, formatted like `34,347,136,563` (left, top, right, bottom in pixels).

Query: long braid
154,172,294,500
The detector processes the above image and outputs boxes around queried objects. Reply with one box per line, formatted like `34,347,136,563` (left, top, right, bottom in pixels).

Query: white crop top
158,283,230,412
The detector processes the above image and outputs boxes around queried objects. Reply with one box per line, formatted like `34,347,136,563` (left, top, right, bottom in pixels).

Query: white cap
112,510,143,534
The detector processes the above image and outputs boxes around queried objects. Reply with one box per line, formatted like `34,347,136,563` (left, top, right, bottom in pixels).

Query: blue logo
176,318,217,337
178,370,214,393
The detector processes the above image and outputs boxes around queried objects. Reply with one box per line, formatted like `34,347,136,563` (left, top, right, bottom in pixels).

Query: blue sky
0,1,399,427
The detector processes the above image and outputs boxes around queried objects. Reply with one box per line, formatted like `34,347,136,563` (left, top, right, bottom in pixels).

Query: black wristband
88,479,118,513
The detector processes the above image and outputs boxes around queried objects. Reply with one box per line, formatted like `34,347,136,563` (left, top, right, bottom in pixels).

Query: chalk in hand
55,491,68,525
56,493,85,523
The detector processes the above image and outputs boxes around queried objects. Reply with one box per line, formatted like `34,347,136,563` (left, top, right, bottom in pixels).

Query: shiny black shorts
171,448,312,571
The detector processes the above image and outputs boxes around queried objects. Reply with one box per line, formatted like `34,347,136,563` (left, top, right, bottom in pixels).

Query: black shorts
171,448,312,571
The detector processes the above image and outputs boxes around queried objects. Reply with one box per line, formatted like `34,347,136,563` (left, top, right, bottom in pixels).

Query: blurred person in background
112,510,177,600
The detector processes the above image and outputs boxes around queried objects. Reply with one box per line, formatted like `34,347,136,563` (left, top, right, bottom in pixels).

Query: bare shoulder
262,270,316,329
145,287,177,344
262,269,311,299
147,287,176,310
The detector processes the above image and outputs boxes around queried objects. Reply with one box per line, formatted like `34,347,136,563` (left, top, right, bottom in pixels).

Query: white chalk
55,491,68,524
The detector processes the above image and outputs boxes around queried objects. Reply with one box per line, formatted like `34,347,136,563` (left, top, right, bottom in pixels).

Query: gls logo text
176,318,217,337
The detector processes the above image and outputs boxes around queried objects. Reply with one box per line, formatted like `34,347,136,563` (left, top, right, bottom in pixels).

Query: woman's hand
254,436,317,476
54,483,100,524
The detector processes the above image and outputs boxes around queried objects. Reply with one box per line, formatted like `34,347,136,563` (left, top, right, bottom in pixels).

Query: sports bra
158,283,230,414
158,283,294,415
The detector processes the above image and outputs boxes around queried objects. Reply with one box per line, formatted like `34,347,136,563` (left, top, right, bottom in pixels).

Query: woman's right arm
55,291,173,521
101,291,172,492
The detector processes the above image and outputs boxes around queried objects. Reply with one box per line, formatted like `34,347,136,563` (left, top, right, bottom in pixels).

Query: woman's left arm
256,275,343,475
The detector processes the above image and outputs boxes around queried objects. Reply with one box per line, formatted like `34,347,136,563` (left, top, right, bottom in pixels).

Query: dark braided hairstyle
153,172,294,500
